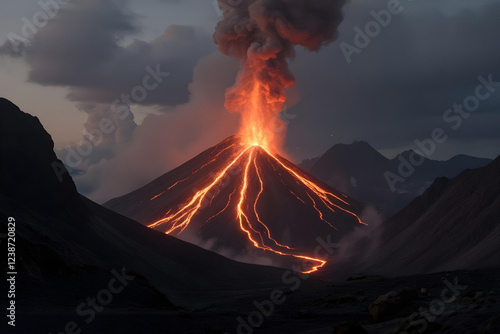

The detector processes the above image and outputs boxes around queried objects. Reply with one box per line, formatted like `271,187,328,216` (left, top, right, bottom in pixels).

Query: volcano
105,135,366,273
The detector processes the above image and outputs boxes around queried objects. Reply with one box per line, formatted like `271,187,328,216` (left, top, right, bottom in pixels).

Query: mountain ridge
299,141,492,215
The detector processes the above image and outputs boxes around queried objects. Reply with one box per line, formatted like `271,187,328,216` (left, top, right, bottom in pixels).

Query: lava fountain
147,0,363,273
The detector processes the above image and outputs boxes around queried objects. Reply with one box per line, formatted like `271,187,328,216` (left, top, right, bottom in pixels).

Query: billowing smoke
214,0,347,148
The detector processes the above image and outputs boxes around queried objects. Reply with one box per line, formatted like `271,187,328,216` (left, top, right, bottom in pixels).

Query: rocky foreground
13,266,498,334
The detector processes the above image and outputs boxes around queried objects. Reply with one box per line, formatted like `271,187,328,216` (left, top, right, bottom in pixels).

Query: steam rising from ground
327,205,385,279
337,205,385,261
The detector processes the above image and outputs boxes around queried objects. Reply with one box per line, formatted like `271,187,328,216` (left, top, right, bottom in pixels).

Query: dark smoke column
213,0,348,147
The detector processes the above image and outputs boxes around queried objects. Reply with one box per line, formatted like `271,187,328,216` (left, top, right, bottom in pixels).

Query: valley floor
15,266,500,334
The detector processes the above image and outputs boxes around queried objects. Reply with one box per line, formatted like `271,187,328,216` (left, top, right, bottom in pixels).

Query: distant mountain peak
331,140,374,150
300,139,494,216
397,149,428,161
325,140,388,159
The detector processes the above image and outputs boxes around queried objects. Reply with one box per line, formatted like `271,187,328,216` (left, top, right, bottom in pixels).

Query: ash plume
214,0,347,126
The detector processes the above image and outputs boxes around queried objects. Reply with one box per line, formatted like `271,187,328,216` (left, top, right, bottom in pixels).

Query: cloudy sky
1,0,499,202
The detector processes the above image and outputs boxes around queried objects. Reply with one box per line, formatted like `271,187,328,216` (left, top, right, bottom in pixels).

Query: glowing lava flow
147,138,366,274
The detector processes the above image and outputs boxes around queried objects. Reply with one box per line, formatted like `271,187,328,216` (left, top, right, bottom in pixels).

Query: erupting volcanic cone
106,135,366,273
105,0,370,272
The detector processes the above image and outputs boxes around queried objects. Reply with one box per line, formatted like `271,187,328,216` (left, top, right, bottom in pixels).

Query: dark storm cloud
23,0,214,106
3,0,218,200
285,0,500,160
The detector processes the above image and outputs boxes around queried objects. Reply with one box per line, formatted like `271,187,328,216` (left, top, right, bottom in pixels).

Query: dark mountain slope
340,155,500,276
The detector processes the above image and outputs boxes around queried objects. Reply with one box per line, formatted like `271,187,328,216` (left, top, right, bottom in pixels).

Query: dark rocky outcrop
0,97,85,219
